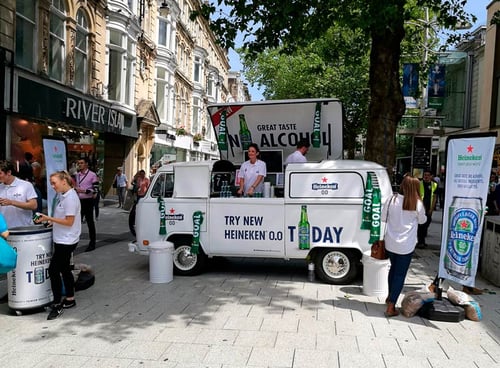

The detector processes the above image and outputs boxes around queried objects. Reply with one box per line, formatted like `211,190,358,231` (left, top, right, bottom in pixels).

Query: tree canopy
197,0,475,174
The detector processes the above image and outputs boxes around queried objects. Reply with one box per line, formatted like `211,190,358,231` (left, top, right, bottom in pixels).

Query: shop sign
16,76,138,138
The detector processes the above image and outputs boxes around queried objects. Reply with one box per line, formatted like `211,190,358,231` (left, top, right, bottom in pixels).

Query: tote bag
0,237,17,274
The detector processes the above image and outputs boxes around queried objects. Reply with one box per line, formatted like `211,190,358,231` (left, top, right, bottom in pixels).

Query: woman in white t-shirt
35,171,81,320
237,143,267,197
382,175,427,317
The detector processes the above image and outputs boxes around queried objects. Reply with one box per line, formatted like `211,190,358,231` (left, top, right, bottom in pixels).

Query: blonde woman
382,175,427,317
35,171,81,320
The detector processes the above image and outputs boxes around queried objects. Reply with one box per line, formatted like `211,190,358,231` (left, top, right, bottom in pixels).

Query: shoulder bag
371,194,396,260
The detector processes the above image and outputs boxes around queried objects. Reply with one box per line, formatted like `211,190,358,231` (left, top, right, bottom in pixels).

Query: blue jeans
386,249,414,304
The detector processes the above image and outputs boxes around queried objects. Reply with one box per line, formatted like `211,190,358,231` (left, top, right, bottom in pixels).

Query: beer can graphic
34,267,45,284
444,196,483,280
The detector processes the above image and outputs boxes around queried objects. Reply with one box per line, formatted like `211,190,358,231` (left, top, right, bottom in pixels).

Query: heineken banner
207,99,343,163
360,172,382,243
42,137,67,216
438,134,496,286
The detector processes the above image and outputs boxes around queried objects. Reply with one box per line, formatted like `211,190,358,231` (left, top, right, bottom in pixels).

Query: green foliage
196,0,474,169
240,25,370,158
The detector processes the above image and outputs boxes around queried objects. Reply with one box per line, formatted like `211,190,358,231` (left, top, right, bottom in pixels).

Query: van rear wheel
172,241,207,276
315,248,358,284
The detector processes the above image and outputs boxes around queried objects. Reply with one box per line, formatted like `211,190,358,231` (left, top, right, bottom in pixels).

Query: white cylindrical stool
361,253,390,297
149,241,174,283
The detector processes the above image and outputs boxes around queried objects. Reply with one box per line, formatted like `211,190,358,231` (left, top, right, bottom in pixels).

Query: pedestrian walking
417,169,437,248
383,175,427,317
34,171,81,320
75,157,98,252
113,167,128,208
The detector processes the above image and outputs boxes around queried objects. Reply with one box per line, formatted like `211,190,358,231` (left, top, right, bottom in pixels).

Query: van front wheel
315,248,358,284
172,242,207,276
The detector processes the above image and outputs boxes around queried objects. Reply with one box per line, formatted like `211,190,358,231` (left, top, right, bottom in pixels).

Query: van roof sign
207,98,344,164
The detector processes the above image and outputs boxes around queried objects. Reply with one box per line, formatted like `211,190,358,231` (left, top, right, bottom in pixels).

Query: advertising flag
42,137,67,216
438,134,496,286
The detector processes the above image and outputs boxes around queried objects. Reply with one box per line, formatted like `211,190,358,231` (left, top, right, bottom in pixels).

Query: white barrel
361,253,390,297
149,241,174,283
7,225,53,310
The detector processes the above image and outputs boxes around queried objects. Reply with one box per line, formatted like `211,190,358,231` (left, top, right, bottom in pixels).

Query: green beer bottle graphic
298,205,310,250
311,102,321,148
218,110,228,151
239,114,252,150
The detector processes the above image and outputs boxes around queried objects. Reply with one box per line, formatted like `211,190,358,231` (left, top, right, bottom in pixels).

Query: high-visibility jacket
419,180,437,206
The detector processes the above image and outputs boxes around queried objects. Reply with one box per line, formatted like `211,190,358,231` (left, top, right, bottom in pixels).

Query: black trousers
417,213,432,244
80,198,96,245
49,242,78,303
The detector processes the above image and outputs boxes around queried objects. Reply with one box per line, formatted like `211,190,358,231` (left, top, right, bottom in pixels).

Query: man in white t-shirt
0,160,38,228
285,139,310,165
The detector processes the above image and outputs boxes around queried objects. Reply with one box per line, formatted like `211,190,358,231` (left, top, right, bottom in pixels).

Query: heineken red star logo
169,208,175,214
467,145,473,153
460,220,468,229
322,177,328,183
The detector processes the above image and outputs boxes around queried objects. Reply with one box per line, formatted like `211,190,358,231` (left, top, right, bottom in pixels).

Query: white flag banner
42,137,67,216
438,134,496,286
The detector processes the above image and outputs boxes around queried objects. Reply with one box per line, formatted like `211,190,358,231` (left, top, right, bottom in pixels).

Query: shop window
49,0,66,82
15,0,37,71
75,9,89,92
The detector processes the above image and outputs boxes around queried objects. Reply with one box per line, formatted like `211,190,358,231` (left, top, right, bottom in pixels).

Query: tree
195,0,474,173
241,26,370,158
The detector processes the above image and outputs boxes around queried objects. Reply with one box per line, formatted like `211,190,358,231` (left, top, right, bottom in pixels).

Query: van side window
151,173,174,198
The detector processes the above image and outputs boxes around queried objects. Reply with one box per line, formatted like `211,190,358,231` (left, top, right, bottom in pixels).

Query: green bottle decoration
298,205,310,250
158,196,166,235
218,110,228,151
369,188,382,244
239,114,252,150
311,102,321,148
361,173,373,230
191,210,204,255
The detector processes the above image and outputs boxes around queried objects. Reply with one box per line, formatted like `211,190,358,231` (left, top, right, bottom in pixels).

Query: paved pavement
0,202,499,368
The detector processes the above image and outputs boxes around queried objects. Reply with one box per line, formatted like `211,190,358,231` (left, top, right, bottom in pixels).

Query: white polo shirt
52,189,81,245
238,159,267,193
0,177,38,228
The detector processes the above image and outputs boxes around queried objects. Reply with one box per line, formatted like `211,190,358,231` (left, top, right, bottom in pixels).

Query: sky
227,0,492,102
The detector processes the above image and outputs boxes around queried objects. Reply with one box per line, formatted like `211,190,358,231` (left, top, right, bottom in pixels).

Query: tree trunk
364,25,406,177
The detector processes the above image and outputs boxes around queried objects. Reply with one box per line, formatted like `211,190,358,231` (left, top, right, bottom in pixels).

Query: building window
156,67,170,123
192,97,200,133
74,9,89,92
15,0,37,71
194,57,201,83
49,0,66,82
107,29,136,106
158,18,170,47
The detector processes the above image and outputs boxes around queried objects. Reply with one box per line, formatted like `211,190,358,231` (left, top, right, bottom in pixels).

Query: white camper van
129,99,393,284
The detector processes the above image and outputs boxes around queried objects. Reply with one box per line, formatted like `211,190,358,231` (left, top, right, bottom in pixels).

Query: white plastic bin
149,241,174,283
361,253,390,297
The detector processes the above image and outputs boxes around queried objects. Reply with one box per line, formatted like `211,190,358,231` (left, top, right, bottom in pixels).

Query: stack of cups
264,182,271,198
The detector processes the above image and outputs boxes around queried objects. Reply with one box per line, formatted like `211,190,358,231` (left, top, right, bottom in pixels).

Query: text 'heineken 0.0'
444,196,483,280
298,205,310,249
239,114,252,150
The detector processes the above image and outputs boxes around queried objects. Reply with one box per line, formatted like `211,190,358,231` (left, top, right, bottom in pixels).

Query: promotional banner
207,99,343,163
42,137,67,216
403,63,419,109
438,134,496,286
427,64,446,109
